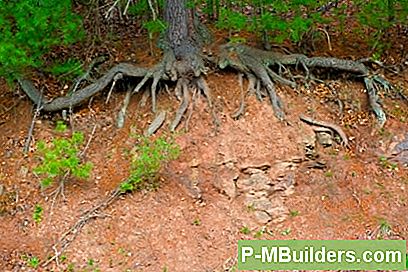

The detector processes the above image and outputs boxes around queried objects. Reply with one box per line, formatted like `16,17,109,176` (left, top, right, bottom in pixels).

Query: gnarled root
18,63,148,112
218,43,392,127
18,47,219,133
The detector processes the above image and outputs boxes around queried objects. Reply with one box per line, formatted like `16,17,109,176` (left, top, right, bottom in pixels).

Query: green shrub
120,135,180,192
45,58,84,81
217,7,248,35
356,0,408,56
0,0,84,83
34,122,92,188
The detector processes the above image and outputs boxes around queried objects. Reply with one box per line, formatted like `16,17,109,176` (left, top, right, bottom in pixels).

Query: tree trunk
165,0,196,58
164,0,203,77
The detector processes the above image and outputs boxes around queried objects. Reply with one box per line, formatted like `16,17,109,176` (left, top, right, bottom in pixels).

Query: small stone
236,177,255,190
316,132,333,147
241,168,264,175
179,169,202,200
302,134,316,147
253,191,268,198
19,166,28,178
254,210,271,224
252,198,274,212
190,158,200,168
238,173,271,191
249,173,273,191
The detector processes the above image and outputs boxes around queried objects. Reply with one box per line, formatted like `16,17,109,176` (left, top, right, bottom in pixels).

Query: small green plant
67,262,75,272
378,219,392,238
60,255,67,262
28,256,40,269
55,120,68,132
378,156,398,171
34,122,93,188
217,8,247,37
343,153,350,160
192,218,201,226
32,204,43,224
120,135,180,192
143,19,167,55
281,228,291,236
289,210,300,217
254,230,263,239
379,156,388,167
86,258,100,272
246,203,256,212
240,226,251,235
324,170,333,178
355,0,407,56
87,258,95,266
118,247,127,256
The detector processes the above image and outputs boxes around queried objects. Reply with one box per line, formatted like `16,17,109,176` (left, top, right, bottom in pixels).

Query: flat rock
236,172,272,192
214,163,238,198
254,210,271,224
239,161,271,173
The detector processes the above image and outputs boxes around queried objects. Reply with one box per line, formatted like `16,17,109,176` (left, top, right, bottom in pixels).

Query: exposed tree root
18,43,395,134
145,110,167,136
170,78,190,131
231,73,245,119
185,87,199,131
18,63,148,112
18,48,218,132
219,44,392,127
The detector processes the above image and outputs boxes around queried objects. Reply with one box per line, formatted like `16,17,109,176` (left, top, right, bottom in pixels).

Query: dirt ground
0,20,408,272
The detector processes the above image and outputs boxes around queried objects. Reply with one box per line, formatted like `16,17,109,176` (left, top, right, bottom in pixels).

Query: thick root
170,78,190,131
18,63,148,112
218,43,391,126
231,73,245,119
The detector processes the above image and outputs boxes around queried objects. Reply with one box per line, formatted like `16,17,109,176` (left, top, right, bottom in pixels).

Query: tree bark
164,0,203,77
165,0,197,58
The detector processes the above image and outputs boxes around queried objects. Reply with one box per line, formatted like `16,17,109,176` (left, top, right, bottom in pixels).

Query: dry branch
300,115,349,147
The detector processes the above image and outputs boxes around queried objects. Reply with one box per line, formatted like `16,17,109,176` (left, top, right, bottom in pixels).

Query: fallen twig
42,188,121,268
23,89,43,153
79,124,97,157
317,27,332,51
299,115,349,147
